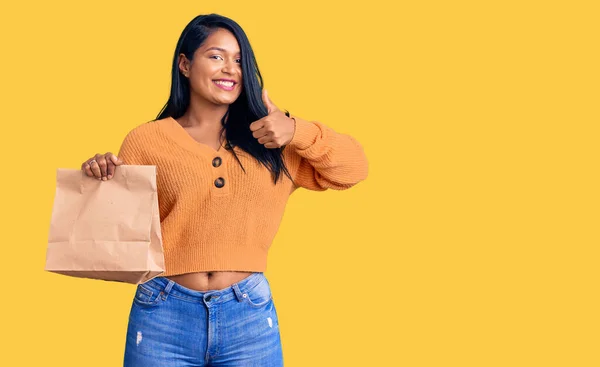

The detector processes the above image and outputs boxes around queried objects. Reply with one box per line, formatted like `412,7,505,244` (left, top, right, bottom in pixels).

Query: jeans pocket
243,276,273,308
133,284,163,308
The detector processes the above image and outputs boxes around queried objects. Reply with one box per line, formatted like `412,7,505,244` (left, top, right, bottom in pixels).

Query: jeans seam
244,292,273,308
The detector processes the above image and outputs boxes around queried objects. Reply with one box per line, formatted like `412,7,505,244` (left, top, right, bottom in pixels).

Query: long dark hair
156,13,292,184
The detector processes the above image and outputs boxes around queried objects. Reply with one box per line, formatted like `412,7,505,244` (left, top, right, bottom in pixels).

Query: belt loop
232,283,244,302
161,279,175,300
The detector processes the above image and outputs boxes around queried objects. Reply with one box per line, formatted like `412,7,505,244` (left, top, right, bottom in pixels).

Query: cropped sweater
117,115,368,276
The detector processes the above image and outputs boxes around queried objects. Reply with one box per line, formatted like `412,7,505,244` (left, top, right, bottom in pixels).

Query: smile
213,80,236,91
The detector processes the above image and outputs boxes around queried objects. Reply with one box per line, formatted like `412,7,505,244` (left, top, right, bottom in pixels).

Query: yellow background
0,0,598,366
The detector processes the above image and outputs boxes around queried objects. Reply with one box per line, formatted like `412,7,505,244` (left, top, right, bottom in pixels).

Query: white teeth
215,80,234,87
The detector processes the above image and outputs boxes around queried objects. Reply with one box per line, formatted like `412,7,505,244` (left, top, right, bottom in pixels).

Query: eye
235,58,241,64
210,55,224,61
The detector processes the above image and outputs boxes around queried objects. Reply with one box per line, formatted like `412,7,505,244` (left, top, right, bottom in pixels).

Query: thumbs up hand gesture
249,89,296,149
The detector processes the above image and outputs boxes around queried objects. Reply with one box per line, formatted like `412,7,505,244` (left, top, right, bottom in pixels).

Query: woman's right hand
81,152,123,180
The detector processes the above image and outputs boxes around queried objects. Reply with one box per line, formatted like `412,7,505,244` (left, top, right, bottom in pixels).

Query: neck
179,94,229,128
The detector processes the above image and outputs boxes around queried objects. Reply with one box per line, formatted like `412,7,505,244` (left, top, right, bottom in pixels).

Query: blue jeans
123,272,283,366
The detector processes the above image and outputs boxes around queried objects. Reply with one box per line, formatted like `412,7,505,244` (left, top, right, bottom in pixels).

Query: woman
81,13,368,367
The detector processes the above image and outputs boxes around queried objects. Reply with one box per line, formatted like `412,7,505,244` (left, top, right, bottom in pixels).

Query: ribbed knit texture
117,115,368,276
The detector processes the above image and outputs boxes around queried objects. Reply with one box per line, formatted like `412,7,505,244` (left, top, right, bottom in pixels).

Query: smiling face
178,28,243,106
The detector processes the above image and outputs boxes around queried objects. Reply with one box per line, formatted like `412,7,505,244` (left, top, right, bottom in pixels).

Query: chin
215,96,240,105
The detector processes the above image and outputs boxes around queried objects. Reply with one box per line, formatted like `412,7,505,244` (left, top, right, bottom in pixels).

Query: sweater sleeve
285,115,369,192
117,127,147,165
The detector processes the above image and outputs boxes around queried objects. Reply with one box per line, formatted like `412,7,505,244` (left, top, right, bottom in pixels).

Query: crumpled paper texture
45,165,165,284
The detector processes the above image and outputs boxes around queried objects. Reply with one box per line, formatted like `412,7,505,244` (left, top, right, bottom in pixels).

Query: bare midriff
165,271,254,291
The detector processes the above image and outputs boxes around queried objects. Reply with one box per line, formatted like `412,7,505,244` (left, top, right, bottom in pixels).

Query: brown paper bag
45,165,165,284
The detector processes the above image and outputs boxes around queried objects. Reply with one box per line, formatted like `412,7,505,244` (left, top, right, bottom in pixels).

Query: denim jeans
123,272,283,366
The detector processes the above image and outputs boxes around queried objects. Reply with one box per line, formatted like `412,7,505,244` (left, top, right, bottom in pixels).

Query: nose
221,59,238,74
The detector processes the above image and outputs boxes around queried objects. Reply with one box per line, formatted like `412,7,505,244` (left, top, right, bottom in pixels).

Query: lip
213,79,237,91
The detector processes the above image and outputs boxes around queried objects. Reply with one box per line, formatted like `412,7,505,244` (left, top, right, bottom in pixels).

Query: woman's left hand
249,89,295,149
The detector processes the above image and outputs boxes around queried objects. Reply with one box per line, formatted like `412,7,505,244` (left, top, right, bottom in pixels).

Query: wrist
287,115,319,150
283,110,294,146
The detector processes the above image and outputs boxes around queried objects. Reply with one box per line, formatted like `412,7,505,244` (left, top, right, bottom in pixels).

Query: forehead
200,28,240,54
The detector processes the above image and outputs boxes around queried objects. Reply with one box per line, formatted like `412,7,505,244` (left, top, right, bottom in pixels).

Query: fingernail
107,175,112,179
102,177,107,181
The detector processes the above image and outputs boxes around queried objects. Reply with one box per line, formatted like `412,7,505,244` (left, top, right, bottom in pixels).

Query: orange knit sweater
117,115,368,276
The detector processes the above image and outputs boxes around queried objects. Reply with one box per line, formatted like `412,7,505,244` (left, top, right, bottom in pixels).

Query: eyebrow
205,47,241,55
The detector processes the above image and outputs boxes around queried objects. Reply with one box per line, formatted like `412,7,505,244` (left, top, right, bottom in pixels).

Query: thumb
111,154,124,165
262,89,277,114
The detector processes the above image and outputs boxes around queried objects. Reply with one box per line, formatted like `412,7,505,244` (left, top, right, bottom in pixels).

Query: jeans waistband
140,272,265,304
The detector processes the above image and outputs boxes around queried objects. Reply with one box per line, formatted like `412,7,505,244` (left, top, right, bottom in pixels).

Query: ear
178,53,190,77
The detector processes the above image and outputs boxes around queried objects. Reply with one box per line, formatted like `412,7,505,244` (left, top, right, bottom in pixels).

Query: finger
82,161,94,177
252,126,270,140
249,118,265,132
109,153,123,166
257,133,274,145
262,89,278,114
264,141,280,149
89,159,102,179
91,154,106,180
105,154,116,180
97,155,109,180
106,163,115,180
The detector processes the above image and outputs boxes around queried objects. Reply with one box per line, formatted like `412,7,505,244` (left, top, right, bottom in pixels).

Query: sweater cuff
288,116,321,150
